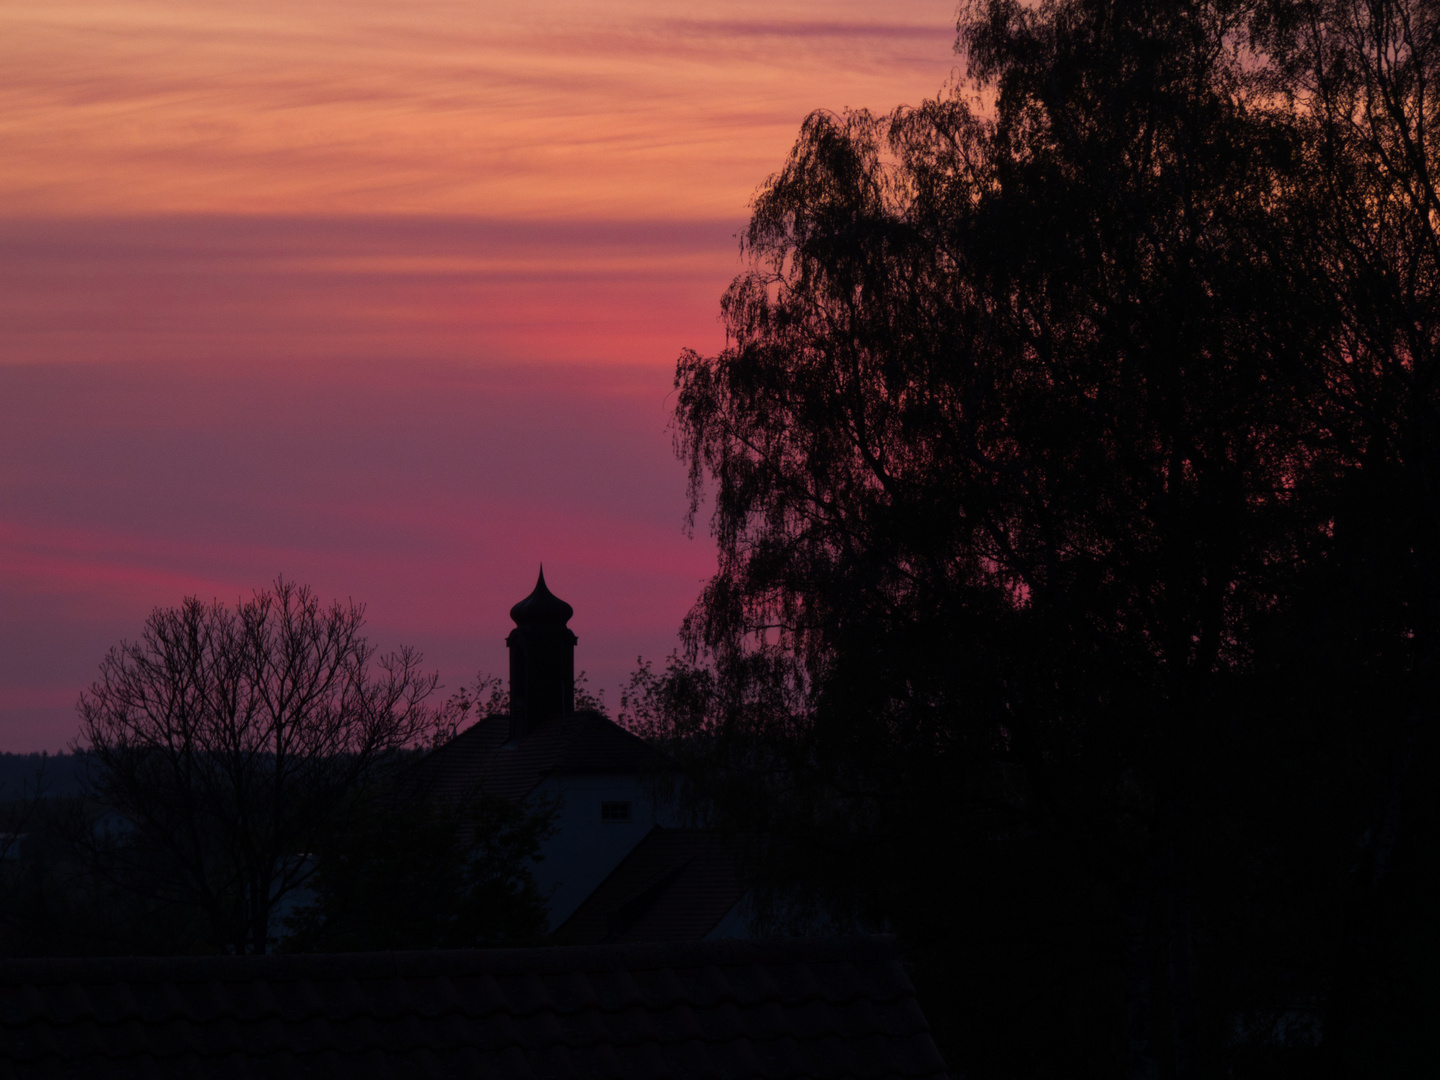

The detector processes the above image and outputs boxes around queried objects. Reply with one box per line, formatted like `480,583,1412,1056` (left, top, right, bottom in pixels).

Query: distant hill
0,752,87,800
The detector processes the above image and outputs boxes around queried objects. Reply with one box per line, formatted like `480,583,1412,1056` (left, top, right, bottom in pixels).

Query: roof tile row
0,938,949,1080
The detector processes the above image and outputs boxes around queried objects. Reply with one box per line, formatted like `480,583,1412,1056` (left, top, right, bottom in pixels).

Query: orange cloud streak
0,3,963,748
1,0,958,218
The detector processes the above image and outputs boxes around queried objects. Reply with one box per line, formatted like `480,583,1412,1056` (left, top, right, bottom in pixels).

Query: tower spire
506,566,576,739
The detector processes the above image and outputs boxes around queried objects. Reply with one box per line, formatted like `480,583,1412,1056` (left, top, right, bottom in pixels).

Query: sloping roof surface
557,828,743,945
413,710,667,804
0,937,950,1080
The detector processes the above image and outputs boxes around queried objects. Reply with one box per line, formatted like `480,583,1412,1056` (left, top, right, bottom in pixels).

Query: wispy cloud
0,215,740,366
659,19,955,41
0,1,957,217
0,1,957,748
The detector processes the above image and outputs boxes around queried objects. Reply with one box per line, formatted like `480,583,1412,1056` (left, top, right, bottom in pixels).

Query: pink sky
0,1,959,750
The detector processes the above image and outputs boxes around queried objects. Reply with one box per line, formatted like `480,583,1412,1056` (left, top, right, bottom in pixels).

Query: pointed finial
510,566,573,626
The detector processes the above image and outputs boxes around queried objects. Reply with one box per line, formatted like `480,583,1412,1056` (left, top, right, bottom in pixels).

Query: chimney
505,567,577,741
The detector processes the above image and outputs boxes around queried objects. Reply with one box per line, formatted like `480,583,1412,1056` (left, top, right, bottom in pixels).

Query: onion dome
509,567,574,627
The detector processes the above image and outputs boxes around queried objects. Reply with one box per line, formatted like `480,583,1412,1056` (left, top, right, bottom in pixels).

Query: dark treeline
0,783,551,960
0,584,552,959
629,0,1440,1076
0,753,85,801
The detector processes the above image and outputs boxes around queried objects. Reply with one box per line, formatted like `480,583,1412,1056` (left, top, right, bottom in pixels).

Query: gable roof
556,828,744,945
414,710,668,803
0,937,951,1079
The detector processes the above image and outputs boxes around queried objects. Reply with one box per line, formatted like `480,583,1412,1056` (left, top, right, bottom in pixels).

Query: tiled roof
0,937,951,1080
557,828,744,945
414,710,668,804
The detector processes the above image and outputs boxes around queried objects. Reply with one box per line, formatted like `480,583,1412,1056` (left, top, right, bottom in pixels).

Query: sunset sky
1,1,960,750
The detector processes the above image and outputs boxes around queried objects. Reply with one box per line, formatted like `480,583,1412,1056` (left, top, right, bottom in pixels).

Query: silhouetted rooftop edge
413,708,669,804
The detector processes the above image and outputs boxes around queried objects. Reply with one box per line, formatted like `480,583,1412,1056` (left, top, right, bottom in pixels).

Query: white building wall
529,774,678,929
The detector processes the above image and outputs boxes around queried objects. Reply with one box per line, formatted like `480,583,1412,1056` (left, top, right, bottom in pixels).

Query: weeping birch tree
663,0,1434,1075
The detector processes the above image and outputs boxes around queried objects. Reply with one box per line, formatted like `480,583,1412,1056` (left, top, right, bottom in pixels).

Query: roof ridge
0,935,902,985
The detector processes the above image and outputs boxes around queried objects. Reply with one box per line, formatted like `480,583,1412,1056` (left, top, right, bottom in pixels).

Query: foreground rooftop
0,936,950,1079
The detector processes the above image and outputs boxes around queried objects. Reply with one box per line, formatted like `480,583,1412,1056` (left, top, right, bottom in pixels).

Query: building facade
416,570,744,942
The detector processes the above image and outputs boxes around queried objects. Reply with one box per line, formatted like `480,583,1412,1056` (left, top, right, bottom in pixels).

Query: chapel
415,569,748,942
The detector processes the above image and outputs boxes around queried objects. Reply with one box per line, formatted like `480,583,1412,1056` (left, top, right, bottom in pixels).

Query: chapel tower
506,567,576,739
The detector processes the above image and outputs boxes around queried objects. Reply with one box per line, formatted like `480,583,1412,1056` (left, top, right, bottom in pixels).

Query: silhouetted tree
74,579,440,955
663,1,1435,1076
1257,0,1440,1067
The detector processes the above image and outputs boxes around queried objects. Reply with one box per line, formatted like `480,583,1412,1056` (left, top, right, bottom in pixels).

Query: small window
600,801,632,823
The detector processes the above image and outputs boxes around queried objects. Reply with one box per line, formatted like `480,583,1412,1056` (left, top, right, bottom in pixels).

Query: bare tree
75,578,440,954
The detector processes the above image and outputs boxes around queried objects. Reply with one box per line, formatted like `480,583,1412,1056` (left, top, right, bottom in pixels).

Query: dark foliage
650,1,1440,1076
280,788,554,952
0,795,212,957
3,608,560,959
